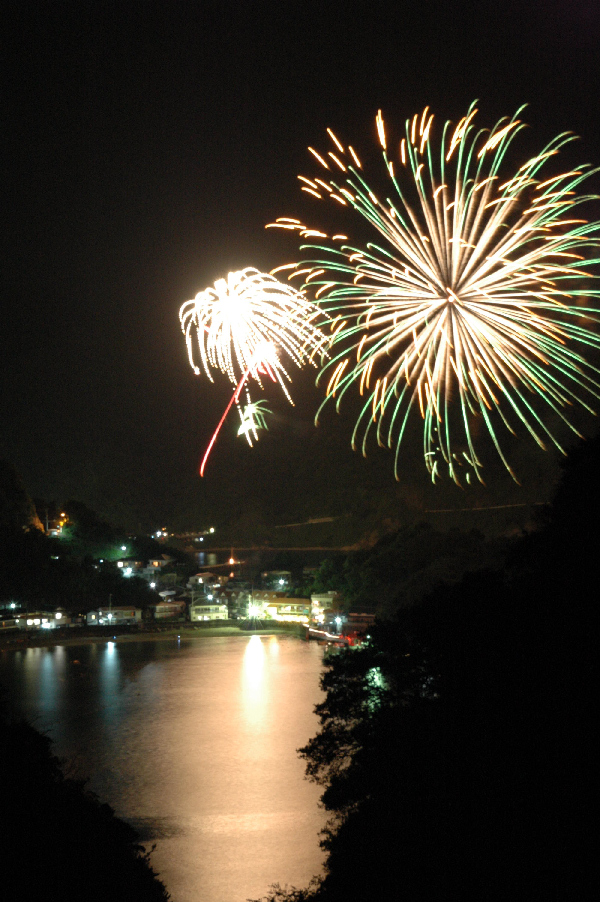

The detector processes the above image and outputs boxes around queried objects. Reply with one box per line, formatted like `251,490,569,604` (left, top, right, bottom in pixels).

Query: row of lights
154,527,216,541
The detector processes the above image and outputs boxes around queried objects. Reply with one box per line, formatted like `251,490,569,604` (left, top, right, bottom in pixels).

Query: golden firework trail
180,268,327,474
268,103,600,484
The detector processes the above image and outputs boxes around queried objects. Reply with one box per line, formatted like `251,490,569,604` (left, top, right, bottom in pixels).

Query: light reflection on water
0,635,325,902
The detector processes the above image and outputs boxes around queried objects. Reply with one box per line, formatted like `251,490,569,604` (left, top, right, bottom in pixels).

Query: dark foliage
62,499,118,545
254,436,599,902
0,715,170,901
0,525,156,612
310,524,505,614
0,459,42,530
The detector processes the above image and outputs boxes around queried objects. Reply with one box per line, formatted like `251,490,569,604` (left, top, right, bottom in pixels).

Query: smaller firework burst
180,267,327,474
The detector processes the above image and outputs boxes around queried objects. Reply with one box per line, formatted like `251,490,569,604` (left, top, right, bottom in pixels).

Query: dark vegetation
309,525,506,615
0,711,170,901
0,470,177,895
255,437,598,902
0,459,43,530
0,462,193,615
0,524,161,614
1,444,596,901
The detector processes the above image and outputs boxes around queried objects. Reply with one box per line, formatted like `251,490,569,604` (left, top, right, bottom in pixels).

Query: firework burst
180,267,327,474
268,103,600,484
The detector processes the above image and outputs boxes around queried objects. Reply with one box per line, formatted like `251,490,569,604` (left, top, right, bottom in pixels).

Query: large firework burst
180,267,327,474
268,103,600,484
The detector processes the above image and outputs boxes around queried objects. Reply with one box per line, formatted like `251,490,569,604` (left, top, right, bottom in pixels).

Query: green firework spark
269,103,600,484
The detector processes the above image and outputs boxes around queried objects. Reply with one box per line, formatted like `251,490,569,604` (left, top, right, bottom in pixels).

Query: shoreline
0,623,306,651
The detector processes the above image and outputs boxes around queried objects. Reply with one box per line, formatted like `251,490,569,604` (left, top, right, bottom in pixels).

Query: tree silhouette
254,434,599,902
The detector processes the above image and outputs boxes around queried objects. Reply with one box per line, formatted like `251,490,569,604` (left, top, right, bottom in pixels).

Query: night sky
2,1,600,534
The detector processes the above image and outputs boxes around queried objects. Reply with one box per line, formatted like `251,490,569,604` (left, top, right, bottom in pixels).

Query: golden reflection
242,635,267,726
243,635,265,689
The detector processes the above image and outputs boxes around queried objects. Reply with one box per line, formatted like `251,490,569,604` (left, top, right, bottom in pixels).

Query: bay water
0,634,326,902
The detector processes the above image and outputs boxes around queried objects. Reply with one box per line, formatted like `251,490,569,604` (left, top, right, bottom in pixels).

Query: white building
311,591,342,624
13,610,70,630
190,600,228,622
86,606,142,626
259,594,311,624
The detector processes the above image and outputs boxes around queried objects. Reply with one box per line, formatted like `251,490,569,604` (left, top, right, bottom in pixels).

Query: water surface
0,635,325,902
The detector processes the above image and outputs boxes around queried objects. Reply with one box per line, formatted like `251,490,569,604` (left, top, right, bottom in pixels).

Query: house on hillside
116,558,144,577
187,572,216,589
139,555,175,584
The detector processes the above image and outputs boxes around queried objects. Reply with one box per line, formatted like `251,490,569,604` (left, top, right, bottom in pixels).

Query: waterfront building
13,610,70,630
86,607,142,626
189,599,228,622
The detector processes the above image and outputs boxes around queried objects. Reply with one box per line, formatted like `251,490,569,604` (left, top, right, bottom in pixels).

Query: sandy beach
0,622,305,650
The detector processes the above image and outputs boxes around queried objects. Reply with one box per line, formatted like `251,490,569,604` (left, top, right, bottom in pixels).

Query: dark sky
2,1,600,533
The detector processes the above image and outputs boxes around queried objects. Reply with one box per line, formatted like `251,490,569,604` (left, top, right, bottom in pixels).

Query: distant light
56,612,62,620
125,567,133,576
199,537,204,541
150,582,156,589
107,613,113,620
209,527,215,534
10,602,16,609
229,557,235,564
117,562,124,568
121,545,127,551
99,559,104,563
278,579,285,586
